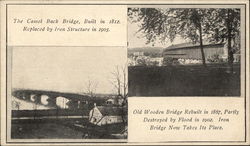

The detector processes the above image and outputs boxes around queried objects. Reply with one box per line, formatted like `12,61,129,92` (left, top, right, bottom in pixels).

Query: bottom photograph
10,46,128,139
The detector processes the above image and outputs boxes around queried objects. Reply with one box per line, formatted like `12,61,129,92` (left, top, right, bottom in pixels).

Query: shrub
207,54,224,63
162,57,174,66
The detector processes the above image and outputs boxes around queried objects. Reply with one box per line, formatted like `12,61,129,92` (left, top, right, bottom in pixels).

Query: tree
110,65,128,100
203,8,240,71
84,77,98,98
109,64,128,115
128,8,208,66
109,65,128,126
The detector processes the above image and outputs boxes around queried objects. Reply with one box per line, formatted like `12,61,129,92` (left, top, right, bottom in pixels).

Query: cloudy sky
11,47,127,94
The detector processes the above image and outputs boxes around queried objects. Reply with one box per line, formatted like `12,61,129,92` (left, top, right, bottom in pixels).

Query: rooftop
164,41,224,52
96,106,127,116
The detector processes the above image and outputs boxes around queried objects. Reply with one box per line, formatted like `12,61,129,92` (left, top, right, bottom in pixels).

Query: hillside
128,47,164,53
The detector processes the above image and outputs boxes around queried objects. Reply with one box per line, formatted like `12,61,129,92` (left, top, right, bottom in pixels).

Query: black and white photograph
128,7,243,96
10,47,128,139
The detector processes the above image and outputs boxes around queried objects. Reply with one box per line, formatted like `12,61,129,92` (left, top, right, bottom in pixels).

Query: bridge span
12,89,109,109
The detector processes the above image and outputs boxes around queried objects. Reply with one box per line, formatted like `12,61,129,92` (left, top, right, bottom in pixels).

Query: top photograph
127,7,244,97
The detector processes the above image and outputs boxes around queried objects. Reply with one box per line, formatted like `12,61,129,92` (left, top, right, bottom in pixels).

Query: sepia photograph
10,47,128,140
1,2,249,145
128,7,242,96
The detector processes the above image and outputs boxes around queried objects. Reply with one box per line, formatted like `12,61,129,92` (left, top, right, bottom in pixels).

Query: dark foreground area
12,119,84,139
128,63,241,96
11,118,127,139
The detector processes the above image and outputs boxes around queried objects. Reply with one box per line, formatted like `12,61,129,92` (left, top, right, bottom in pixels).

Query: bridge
12,89,110,109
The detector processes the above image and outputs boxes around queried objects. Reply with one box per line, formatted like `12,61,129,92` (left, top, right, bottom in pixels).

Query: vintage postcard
0,0,249,145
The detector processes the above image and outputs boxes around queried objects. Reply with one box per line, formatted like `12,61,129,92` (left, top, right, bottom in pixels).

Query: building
106,99,114,105
149,57,164,66
128,55,163,66
105,95,124,106
163,42,228,61
89,104,127,126
133,52,144,56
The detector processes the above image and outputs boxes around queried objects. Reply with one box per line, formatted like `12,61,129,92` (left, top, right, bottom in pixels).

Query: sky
11,47,127,94
128,19,188,48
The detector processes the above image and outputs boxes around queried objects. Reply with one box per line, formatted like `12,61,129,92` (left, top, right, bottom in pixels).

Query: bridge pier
33,94,41,104
47,96,57,107
79,100,89,109
21,93,29,100
67,100,79,109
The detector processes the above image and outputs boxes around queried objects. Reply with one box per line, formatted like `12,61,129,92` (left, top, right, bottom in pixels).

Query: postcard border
5,3,247,144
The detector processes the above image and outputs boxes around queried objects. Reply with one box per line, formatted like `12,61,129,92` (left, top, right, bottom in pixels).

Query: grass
128,63,241,96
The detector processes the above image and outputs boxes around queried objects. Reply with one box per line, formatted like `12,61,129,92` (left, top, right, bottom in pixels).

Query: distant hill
128,47,164,54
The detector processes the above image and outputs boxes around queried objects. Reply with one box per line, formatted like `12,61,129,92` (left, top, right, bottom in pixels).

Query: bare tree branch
84,77,98,97
109,64,128,101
